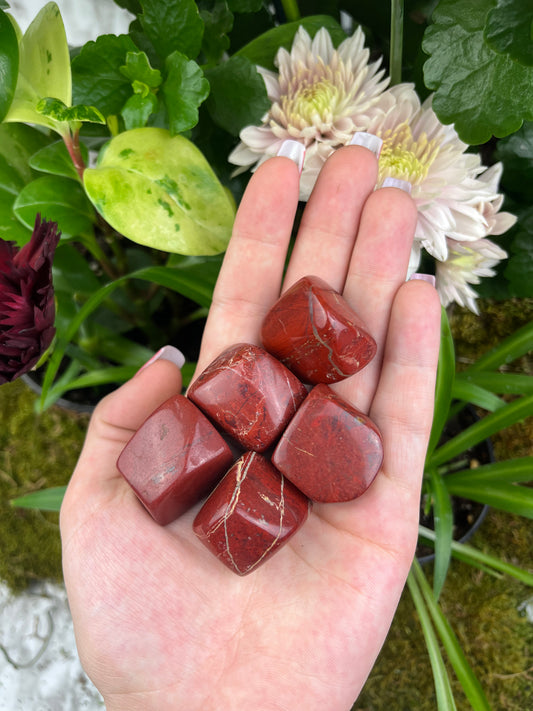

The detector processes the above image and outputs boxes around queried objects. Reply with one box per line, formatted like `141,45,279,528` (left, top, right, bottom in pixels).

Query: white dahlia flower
229,26,393,198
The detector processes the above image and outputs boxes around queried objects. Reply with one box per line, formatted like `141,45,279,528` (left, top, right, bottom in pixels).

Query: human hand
60,141,441,711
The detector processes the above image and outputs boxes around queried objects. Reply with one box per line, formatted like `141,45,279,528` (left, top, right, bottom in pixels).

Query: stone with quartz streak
261,275,376,384
116,394,234,525
272,384,383,503
187,343,308,452
193,451,310,575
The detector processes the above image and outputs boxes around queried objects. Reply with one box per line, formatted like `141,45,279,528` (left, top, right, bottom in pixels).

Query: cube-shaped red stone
187,343,308,452
272,384,383,503
117,394,234,525
261,275,376,384
193,451,310,575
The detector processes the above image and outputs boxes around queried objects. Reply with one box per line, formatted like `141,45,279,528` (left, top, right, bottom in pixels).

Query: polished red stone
116,394,234,525
193,451,310,575
187,343,308,452
261,275,376,384
272,384,383,503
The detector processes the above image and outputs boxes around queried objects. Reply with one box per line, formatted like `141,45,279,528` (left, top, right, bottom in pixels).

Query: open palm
60,145,441,711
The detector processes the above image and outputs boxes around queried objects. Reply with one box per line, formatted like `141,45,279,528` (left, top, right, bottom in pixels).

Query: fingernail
136,345,185,376
409,273,436,288
382,177,412,194
277,139,306,174
349,132,383,158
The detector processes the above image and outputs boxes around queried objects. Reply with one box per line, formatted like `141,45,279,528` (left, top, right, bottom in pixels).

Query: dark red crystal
193,451,310,575
272,384,383,503
117,394,234,525
261,275,376,384
187,343,308,452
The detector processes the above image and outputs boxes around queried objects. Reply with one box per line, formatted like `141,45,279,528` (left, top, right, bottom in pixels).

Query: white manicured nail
136,345,185,375
349,132,383,157
277,139,306,174
382,177,412,194
409,273,436,288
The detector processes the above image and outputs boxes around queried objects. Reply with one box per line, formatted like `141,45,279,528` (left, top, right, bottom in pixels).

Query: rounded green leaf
4,2,71,131
83,128,235,255
0,8,19,121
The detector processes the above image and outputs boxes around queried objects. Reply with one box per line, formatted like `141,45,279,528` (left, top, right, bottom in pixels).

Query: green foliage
138,0,205,59
0,9,19,121
484,0,533,66
422,0,533,144
163,51,210,133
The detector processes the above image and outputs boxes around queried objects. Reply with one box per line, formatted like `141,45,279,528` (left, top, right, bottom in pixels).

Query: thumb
62,348,184,512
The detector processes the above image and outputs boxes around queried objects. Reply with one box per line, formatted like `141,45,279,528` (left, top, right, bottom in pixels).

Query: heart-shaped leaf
83,127,235,255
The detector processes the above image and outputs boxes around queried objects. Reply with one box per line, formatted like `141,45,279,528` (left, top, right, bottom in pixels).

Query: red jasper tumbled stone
187,343,308,452
261,275,376,384
272,384,383,503
117,394,234,526
193,451,310,575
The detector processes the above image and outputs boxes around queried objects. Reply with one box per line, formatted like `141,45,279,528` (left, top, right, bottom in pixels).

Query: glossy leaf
200,1,233,64
411,559,492,711
406,570,458,711
235,15,346,70
29,139,89,180
205,54,270,136
139,0,204,60
52,242,102,295
451,379,506,412
11,486,66,512
484,0,533,66
71,34,138,117
429,394,533,468
427,308,455,457
444,480,533,519
429,468,454,600
36,96,105,125
121,91,158,129
120,50,162,87
444,456,533,486
4,2,72,131
163,51,210,134
422,0,533,143
83,128,234,255
13,175,95,238
0,8,19,120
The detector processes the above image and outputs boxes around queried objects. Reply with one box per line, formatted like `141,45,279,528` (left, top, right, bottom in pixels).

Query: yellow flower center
287,79,339,124
378,122,440,185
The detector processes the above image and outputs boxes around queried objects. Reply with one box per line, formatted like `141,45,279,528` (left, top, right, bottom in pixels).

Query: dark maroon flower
0,215,61,384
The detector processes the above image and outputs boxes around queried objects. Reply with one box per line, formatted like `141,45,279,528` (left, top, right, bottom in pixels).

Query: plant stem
390,0,404,86
62,128,86,182
281,0,300,22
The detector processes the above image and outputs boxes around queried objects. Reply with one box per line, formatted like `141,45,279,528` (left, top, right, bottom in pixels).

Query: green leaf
29,139,88,180
422,0,533,143
0,8,19,120
406,570,458,711
484,0,533,66
200,1,233,64
455,371,533,397
205,54,270,136
11,486,66,512
13,175,95,238
236,15,346,71
444,456,533,486
445,480,533,518
52,242,102,294
427,308,455,457
163,51,210,133
429,394,533,468
139,0,204,60
4,2,71,130
495,122,533,200
83,127,234,255
429,468,454,600
411,559,492,710
121,91,158,129
228,0,263,11
120,50,162,86
465,318,533,372
504,217,533,297
71,34,138,117
419,526,533,586
450,379,506,412
36,96,106,125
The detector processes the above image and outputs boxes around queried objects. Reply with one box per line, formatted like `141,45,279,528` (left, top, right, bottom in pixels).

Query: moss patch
0,379,88,591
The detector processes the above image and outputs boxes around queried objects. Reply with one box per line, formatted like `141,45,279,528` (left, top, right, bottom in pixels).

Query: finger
64,359,183,501
336,186,418,411
283,145,378,292
195,157,300,373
